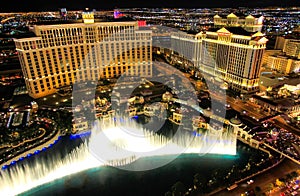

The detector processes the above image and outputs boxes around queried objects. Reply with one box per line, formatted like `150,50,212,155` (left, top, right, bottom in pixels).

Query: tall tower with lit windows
171,27,268,94
14,21,152,98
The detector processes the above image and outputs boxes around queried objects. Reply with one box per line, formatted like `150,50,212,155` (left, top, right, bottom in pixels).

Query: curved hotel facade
14,21,152,98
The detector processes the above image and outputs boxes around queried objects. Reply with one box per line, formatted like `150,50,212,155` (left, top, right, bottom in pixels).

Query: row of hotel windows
27,64,152,94
22,43,151,75
172,39,261,79
19,33,150,50
20,37,151,51
38,25,136,39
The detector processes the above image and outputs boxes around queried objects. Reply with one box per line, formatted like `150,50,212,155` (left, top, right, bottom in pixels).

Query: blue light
11,161,16,165
34,150,40,154
19,157,24,161
70,131,91,140
2,165,8,170
42,147,47,151
49,144,53,147
27,153,32,157
193,131,202,137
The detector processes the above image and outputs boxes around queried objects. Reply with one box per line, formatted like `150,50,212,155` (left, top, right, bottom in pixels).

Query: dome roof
227,13,237,18
230,116,242,126
252,31,264,37
162,91,173,101
246,15,255,19
214,14,221,18
217,27,231,34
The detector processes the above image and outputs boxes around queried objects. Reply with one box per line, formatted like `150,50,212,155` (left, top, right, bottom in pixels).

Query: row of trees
164,151,279,196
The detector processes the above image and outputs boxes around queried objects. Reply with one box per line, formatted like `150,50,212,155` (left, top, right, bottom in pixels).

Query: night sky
0,0,299,12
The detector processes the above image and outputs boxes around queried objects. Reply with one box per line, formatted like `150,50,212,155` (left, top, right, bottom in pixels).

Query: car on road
245,189,255,196
247,179,254,185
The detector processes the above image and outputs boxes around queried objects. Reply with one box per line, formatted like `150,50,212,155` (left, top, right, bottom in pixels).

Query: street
213,159,300,196
271,116,300,137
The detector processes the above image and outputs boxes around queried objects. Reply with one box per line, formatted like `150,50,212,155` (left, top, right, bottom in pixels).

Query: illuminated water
0,117,237,196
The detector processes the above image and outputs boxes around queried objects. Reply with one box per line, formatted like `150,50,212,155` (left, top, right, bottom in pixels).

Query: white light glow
0,118,237,196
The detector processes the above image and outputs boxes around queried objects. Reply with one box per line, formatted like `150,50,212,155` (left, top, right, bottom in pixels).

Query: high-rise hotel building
171,27,268,94
14,14,152,98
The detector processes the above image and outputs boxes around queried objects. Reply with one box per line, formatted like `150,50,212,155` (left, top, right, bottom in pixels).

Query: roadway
271,115,300,137
209,90,269,121
155,54,272,122
212,159,300,196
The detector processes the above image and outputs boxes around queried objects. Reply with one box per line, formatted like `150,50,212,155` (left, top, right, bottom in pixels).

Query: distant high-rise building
114,9,125,19
274,36,286,50
267,55,300,74
270,35,300,74
171,27,268,94
14,21,152,98
82,11,95,24
214,13,264,33
59,8,67,19
283,39,300,59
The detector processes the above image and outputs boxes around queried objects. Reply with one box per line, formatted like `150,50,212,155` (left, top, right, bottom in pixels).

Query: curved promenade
0,128,61,169
263,143,300,165
0,128,46,149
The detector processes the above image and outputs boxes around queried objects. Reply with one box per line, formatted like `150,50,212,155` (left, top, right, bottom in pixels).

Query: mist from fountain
0,117,237,196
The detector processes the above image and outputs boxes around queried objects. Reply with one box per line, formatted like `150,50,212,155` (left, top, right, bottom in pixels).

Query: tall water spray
0,117,237,196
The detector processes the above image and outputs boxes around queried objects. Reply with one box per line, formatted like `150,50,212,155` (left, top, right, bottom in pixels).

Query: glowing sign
138,21,146,27
218,32,230,36
114,10,125,19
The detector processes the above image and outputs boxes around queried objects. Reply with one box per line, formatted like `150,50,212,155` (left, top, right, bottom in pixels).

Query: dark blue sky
0,0,299,12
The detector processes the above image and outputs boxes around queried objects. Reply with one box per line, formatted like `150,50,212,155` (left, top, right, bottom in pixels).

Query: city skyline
0,0,299,12
0,6,299,196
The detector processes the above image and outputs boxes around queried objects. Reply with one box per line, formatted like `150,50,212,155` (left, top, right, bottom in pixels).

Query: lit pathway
0,128,46,149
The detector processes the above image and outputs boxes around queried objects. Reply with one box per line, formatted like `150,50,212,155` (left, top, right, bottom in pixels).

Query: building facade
171,27,267,94
15,21,152,98
283,39,300,59
267,55,300,74
214,13,264,33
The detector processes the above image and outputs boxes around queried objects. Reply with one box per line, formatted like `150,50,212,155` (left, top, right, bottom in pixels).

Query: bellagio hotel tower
14,13,152,98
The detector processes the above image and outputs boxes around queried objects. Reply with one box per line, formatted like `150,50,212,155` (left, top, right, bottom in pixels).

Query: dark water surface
20,136,263,196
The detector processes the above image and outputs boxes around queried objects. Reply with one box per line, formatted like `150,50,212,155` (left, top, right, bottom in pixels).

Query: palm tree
171,181,186,196
254,186,262,195
268,182,274,192
193,173,206,190
165,191,172,196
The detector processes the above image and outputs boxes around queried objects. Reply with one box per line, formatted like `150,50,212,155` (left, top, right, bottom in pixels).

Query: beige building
171,27,267,94
283,39,300,59
261,50,282,66
192,116,207,130
172,109,182,124
267,55,300,74
214,13,264,32
72,117,89,133
14,19,152,98
274,36,286,50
